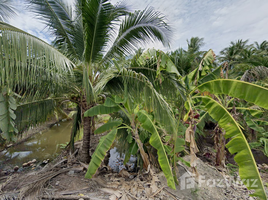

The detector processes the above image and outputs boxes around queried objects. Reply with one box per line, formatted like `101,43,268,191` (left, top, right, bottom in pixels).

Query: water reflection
0,120,72,168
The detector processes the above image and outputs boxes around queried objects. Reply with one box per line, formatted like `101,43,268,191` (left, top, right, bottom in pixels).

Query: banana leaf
85,129,117,179
137,110,175,189
0,92,17,141
94,119,122,134
198,66,222,84
104,97,118,107
245,116,265,133
197,79,268,109
230,107,264,118
193,96,266,199
84,104,120,117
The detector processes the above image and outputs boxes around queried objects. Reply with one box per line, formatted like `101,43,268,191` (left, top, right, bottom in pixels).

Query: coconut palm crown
0,0,171,163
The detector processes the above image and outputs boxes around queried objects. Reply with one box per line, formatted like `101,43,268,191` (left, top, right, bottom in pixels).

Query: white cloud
8,0,54,43
8,0,268,55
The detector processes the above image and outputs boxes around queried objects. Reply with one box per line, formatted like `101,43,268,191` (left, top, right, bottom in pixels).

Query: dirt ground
1,155,267,200
1,131,268,199
1,147,268,200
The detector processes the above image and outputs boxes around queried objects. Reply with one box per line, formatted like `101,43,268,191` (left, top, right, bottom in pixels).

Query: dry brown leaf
100,188,121,198
190,153,197,168
131,182,138,194
145,187,152,197
190,134,199,154
118,169,131,178
150,175,159,193
109,194,117,200
185,125,192,143
120,193,129,200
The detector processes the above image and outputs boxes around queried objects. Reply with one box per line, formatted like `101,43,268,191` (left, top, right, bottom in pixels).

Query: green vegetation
1,1,268,199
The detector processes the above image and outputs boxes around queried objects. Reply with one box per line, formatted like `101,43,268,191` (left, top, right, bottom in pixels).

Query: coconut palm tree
168,37,206,76
254,40,268,53
0,0,171,163
186,36,204,55
219,39,250,64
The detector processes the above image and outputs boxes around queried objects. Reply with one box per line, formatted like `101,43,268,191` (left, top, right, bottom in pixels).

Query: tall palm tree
186,36,204,55
0,0,171,163
254,40,268,53
169,48,193,75
168,37,205,75
219,39,250,65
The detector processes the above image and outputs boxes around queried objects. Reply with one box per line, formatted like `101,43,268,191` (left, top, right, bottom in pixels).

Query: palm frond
28,0,79,61
82,0,128,64
0,22,74,98
15,98,55,134
0,0,17,22
241,66,268,83
128,49,185,101
95,67,176,134
103,7,171,63
83,66,96,103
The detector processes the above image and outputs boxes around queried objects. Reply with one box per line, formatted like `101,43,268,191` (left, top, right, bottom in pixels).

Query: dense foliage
1,1,268,199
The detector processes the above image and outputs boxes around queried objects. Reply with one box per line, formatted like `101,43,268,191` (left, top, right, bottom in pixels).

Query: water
108,147,136,172
0,121,72,169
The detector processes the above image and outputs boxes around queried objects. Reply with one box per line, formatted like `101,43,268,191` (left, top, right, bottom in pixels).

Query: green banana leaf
197,79,268,109
85,129,117,179
174,137,185,153
193,96,267,199
0,92,18,141
94,119,122,134
104,97,118,107
255,120,268,126
137,110,176,189
182,49,216,84
229,107,264,118
244,116,265,133
84,104,120,117
198,66,222,85
260,138,268,156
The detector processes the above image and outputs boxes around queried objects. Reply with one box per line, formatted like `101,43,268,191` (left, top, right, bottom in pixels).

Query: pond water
108,147,136,172
0,120,137,173
0,120,72,169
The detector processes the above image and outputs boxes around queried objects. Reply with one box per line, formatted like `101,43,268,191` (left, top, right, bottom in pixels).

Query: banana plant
84,96,185,189
0,88,18,141
185,79,268,199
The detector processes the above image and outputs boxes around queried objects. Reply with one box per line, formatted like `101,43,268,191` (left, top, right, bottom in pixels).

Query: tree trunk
80,116,92,163
79,99,95,163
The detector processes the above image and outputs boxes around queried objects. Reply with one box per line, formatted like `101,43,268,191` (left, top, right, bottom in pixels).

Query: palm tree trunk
79,99,94,163
80,116,92,163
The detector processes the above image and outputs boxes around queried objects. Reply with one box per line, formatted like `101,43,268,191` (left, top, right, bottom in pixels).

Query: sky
7,0,268,55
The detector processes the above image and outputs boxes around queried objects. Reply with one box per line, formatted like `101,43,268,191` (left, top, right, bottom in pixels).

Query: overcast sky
8,0,268,55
